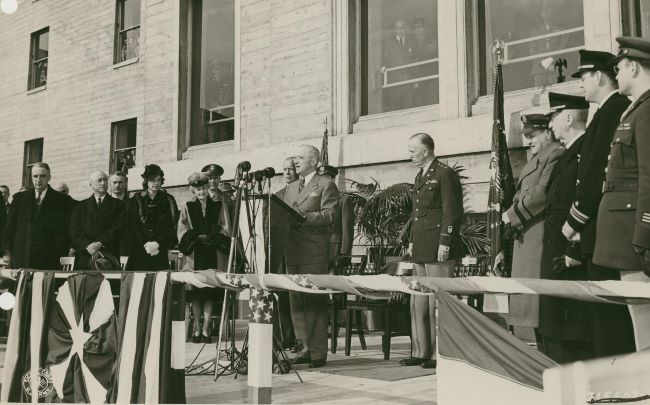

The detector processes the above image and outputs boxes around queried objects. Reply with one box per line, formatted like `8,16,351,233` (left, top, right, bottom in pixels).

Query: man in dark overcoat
538,93,593,363
2,163,74,269
400,133,464,369
70,171,125,270
592,37,650,351
561,48,635,357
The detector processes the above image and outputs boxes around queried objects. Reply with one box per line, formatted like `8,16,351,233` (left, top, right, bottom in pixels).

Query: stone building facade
0,0,648,214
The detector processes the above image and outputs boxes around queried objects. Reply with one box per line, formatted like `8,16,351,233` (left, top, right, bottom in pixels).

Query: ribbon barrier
2,269,650,404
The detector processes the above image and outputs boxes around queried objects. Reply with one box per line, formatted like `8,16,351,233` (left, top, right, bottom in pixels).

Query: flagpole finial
492,40,505,65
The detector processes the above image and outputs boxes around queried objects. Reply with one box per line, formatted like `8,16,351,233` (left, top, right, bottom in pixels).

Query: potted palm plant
345,163,491,274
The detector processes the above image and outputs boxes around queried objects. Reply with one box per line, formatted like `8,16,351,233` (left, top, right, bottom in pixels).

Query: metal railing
382,57,439,89
501,26,584,65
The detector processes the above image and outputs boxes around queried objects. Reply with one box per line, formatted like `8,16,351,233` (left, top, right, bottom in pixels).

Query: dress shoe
420,359,436,369
399,357,425,366
192,333,201,344
198,334,209,344
293,356,312,365
291,342,303,353
308,359,326,368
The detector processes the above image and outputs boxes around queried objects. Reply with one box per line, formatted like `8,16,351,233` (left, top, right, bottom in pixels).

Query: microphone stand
214,167,247,380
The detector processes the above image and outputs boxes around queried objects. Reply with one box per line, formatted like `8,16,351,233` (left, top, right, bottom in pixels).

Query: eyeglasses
614,61,631,75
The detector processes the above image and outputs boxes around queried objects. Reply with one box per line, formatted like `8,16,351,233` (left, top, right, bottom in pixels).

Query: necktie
97,197,102,206
36,191,42,207
298,177,305,193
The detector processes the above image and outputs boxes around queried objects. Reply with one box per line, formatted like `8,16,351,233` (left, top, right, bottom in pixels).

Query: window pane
363,0,438,115
27,140,43,164
35,31,48,60
118,28,140,61
114,120,137,150
113,149,136,174
205,121,235,144
638,0,650,36
33,60,47,87
190,0,236,146
484,0,584,93
122,0,141,29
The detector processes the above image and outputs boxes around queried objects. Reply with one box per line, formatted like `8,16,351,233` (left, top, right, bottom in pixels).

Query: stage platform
184,323,436,404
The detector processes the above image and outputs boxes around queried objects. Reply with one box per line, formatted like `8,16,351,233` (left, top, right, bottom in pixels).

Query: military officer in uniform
400,133,464,369
538,93,593,363
561,49,634,357
593,37,650,351
503,114,564,347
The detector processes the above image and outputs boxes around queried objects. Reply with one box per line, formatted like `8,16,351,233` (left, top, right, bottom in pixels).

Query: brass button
415,218,418,221
575,202,579,207
626,203,632,208
576,179,580,184
416,199,419,202
607,155,611,160
523,185,529,191
616,138,620,142
605,168,608,173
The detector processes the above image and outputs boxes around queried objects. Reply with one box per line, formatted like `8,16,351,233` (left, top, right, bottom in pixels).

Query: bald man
283,145,339,368
70,171,125,270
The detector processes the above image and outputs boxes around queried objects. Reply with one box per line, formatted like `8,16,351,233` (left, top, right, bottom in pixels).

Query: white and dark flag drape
2,271,185,404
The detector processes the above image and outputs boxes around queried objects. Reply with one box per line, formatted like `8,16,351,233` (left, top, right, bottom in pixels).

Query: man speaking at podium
283,145,339,368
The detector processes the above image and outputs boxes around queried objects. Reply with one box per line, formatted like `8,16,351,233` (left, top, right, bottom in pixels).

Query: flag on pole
487,41,515,276
320,116,329,166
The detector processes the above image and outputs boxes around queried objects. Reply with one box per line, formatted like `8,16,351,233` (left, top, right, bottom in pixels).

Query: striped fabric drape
1,271,185,404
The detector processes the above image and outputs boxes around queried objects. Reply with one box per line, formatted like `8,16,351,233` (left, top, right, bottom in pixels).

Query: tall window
189,0,236,146
479,0,584,95
23,138,44,187
115,0,141,63
359,0,439,116
622,0,650,37
110,119,137,174
28,28,49,90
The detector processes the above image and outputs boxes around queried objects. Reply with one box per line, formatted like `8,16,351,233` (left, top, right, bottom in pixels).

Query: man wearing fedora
592,37,650,351
561,49,634,357
70,171,125,270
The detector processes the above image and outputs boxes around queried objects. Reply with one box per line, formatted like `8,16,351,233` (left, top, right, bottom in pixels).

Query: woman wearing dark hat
178,172,229,342
126,164,177,270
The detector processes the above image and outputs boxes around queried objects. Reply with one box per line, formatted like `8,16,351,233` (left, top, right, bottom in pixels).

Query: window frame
621,0,649,37
474,0,586,97
22,138,44,187
110,118,137,174
28,28,49,91
354,0,441,119
114,0,141,64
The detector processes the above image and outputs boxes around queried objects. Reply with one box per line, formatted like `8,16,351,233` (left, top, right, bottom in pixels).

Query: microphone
262,167,276,178
237,161,251,171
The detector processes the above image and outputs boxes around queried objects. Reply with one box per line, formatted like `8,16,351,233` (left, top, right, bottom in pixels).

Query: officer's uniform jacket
538,134,591,342
409,159,465,263
593,89,650,270
566,92,631,255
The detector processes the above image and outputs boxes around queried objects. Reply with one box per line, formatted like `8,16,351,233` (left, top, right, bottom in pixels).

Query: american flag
248,288,273,324
320,116,329,166
486,42,515,276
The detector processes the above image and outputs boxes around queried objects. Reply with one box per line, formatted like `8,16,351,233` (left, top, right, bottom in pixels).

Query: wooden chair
119,256,129,271
167,250,183,270
344,254,410,360
60,256,75,272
